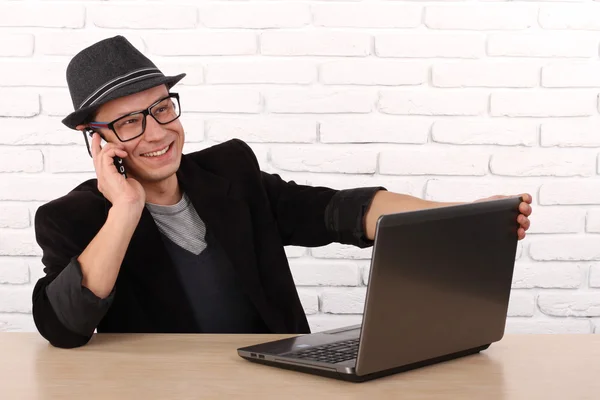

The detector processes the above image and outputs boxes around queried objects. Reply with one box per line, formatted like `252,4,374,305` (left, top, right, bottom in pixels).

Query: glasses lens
113,113,145,141
151,96,180,124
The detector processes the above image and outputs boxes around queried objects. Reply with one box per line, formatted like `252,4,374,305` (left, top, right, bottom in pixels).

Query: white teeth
142,144,169,157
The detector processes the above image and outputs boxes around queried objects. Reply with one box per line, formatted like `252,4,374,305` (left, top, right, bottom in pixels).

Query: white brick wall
0,0,599,336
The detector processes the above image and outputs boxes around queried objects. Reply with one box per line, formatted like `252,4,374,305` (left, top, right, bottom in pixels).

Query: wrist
109,202,144,223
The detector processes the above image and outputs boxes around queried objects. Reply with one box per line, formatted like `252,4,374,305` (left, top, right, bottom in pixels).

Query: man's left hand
475,193,532,241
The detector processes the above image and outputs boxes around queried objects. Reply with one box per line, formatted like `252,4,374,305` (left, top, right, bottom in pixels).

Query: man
32,36,532,349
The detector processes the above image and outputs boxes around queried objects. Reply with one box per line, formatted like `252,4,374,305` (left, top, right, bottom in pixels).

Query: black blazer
32,139,382,348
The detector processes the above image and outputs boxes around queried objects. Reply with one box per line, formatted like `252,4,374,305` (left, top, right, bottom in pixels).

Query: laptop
238,196,522,382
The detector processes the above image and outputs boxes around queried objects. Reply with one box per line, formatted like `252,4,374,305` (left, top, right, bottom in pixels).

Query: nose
142,114,167,142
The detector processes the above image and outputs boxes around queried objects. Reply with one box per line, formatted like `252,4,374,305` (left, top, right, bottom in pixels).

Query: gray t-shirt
145,193,207,255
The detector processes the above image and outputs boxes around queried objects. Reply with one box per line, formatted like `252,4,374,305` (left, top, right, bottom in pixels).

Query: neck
143,174,182,206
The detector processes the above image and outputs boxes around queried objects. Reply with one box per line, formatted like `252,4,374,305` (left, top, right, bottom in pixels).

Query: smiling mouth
141,142,172,158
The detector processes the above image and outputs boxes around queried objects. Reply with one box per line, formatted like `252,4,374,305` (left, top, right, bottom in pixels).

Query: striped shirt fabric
145,192,207,255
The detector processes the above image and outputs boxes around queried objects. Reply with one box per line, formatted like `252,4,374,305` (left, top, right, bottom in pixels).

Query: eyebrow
107,94,169,121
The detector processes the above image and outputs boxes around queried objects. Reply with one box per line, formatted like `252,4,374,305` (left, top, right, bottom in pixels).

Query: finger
519,193,533,204
99,146,128,168
519,202,532,216
519,215,531,231
518,228,525,240
90,132,102,159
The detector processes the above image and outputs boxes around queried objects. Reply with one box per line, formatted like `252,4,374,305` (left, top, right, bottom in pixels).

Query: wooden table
0,333,598,399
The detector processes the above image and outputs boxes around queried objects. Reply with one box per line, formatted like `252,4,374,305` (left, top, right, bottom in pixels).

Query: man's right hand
90,132,146,210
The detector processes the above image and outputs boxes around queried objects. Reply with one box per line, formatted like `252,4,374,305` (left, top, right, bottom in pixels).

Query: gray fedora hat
62,35,185,130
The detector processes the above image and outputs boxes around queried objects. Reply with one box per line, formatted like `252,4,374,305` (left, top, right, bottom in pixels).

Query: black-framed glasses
83,93,181,155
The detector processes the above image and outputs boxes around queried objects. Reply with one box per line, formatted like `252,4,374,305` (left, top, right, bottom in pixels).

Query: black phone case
114,156,127,178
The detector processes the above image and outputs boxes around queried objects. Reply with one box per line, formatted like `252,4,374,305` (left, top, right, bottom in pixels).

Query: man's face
92,85,185,185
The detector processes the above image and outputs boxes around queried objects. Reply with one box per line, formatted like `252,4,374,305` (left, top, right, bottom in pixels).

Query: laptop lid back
355,197,521,376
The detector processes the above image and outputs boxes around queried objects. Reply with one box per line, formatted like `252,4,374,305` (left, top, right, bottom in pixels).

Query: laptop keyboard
288,338,359,364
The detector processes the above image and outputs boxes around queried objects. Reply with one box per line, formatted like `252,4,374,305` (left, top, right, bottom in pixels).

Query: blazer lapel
176,154,283,332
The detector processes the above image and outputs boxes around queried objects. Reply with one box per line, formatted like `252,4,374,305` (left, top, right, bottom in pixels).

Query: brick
591,265,600,288
505,318,591,334
0,313,35,332
199,3,309,28
266,88,374,114
539,293,600,317
284,246,307,259
426,4,536,30
586,209,600,233
0,33,34,56
508,292,535,317
527,207,585,234
313,3,421,28
0,229,38,256
539,5,600,30
311,243,372,260
289,260,360,286
488,33,598,58
0,285,32,313
41,89,75,117
379,90,488,116
0,90,39,117
0,148,43,173
376,33,485,59
529,236,600,261
362,264,370,286
206,117,316,143
425,179,538,203
178,114,205,143
321,60,427,86
307,314,364,333
261,31,370,57
491,91,596,117
0,3,84,28
43,146,95,173
0,117,81,145
0,204,30,229
432,119,537,146
0,257,29,284
90,5,197,29
490,150,595,177
321,288,367,314
0,175,90,201
27,257,45,283
380,148,489,176
543,63,600,88
153,61,203,86
512,262,583,289
433,61,539,88
304,174,422,198
178,87,261,113
0,61,67,87
270,146,377,174
320,117,429,144
145,32,257,56
540,182,600,205
297,289,319,315
205,60,315,84
36,33,145,56
541,119,600,148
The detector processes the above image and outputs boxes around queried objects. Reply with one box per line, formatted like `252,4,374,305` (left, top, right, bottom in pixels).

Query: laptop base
240,343,491,383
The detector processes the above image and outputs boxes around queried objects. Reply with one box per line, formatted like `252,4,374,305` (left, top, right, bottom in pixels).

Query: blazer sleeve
232,139,386,248
32,199,114,349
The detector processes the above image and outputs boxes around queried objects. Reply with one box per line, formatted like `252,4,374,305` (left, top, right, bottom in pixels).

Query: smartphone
85,129,127,179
